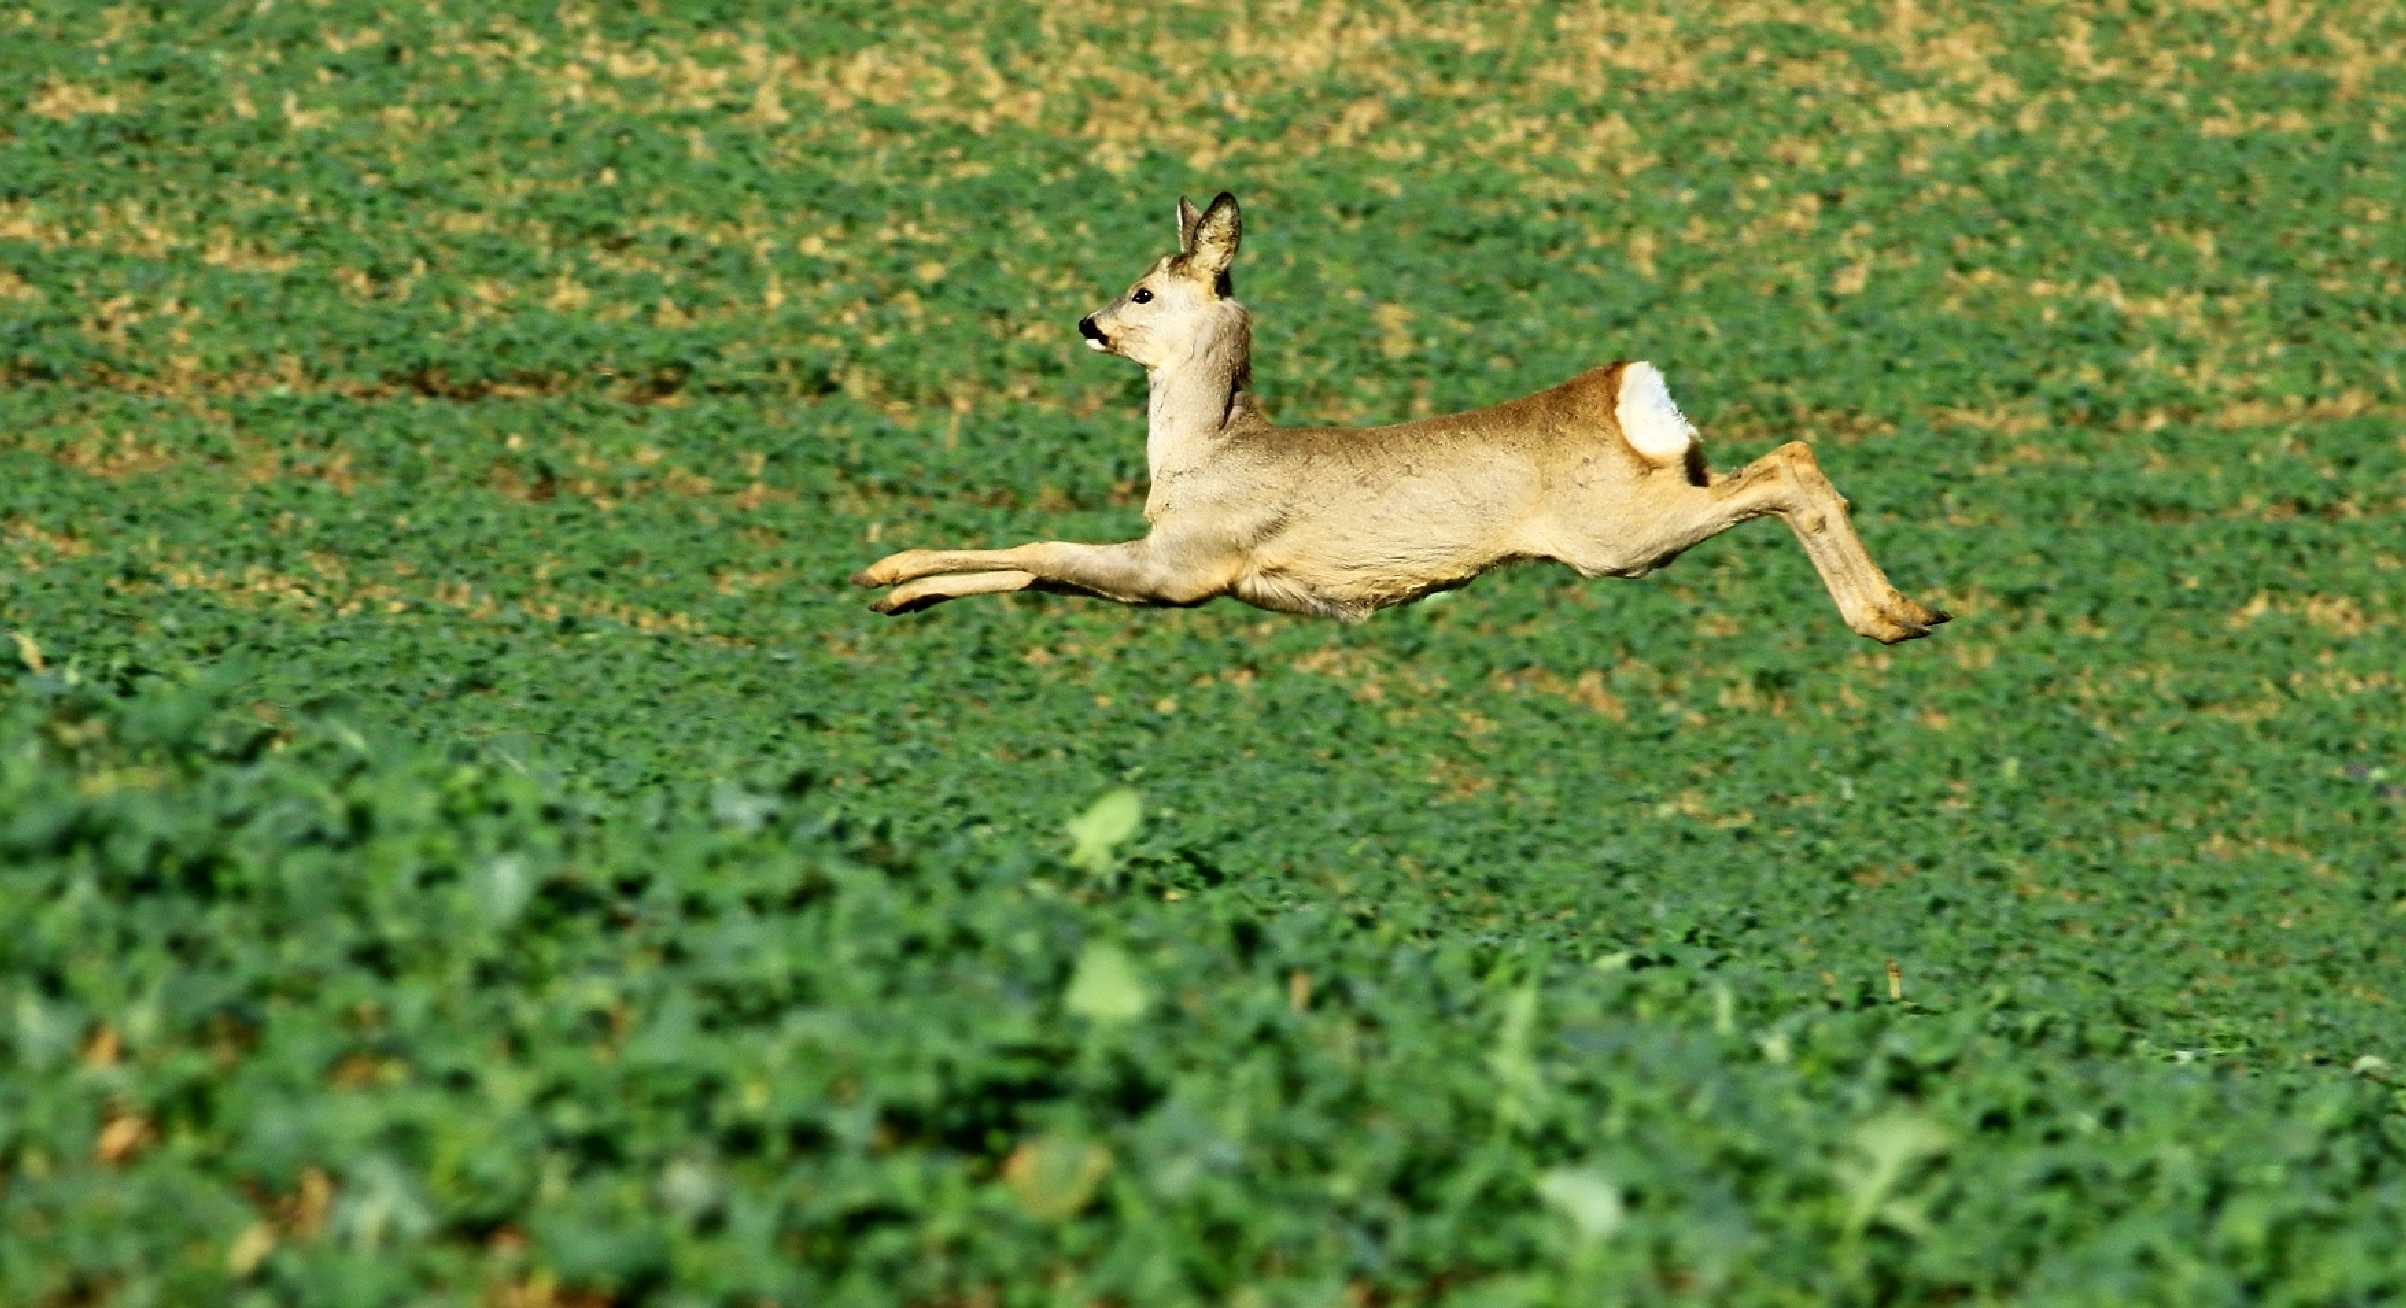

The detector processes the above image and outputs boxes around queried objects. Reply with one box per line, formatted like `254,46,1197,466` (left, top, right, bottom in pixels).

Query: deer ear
1188,191,1241,280
1175,196,1203,253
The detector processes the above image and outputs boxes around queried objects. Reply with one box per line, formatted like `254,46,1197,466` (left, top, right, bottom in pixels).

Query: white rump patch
1615,361,1698,460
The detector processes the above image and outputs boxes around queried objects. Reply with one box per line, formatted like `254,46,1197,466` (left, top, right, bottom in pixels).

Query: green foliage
5,1,2405,1303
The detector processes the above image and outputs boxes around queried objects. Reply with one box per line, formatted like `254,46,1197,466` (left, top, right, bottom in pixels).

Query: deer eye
1131,288,1153,304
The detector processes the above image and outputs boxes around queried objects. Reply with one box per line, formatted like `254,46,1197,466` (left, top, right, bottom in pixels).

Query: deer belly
1232,571,1360,619
1236,538,1498,620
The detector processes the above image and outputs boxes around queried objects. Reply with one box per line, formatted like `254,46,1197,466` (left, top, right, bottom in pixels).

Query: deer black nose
1078,316,1104,341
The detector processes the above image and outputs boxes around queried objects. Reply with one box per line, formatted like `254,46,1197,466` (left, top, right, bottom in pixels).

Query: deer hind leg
1567,443,1949,643
1749,443,1949,642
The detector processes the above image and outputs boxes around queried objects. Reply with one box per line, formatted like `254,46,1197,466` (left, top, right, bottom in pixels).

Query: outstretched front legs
852,538,1236,614
1585,443,1948,643
865,568,1041,614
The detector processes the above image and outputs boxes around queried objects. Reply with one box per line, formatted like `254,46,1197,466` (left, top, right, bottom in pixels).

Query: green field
5,2,2404,1303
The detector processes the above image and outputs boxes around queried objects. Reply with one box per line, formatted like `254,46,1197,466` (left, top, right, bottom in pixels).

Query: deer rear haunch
853,192,1949,645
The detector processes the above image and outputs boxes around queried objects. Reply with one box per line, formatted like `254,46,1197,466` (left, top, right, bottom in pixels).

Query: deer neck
1145,302,1256,479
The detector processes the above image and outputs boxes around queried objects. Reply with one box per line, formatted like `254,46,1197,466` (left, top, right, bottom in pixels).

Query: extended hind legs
1571,444,1948,644
1750,444,1948,642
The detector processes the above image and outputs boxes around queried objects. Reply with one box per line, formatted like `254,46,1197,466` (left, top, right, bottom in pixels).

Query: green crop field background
4,2,2403,1304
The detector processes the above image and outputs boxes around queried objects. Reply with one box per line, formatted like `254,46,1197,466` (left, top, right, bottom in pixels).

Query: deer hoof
869,583,944,615
1854,593,1951,643
852,551,920,587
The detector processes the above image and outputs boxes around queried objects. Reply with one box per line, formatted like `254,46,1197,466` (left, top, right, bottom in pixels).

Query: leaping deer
853,192,1949,643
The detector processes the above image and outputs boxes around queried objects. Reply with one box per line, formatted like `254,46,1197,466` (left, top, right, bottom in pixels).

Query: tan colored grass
1487,666,1631,722
27,78,128,119
0,267,42,303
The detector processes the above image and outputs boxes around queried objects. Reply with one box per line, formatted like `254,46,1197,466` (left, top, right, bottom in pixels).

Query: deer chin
1084,337,1109,352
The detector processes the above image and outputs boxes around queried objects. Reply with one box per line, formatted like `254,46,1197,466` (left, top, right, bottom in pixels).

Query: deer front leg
867,568,1041,614
853,538,1236,612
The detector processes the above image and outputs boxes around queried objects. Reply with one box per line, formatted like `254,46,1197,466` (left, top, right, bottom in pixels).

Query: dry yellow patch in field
7,519,93,576
0,199,72,248
2228,592,2383,638
26,77,131,119
1708,405,1899,450
197,230,299,275
448,0,2074,194
117,540,751,644
1,195,317,285
1487,666,1631,722
4,517,89,556
228,437,366,493
45,428,179,479
0,267,40,304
